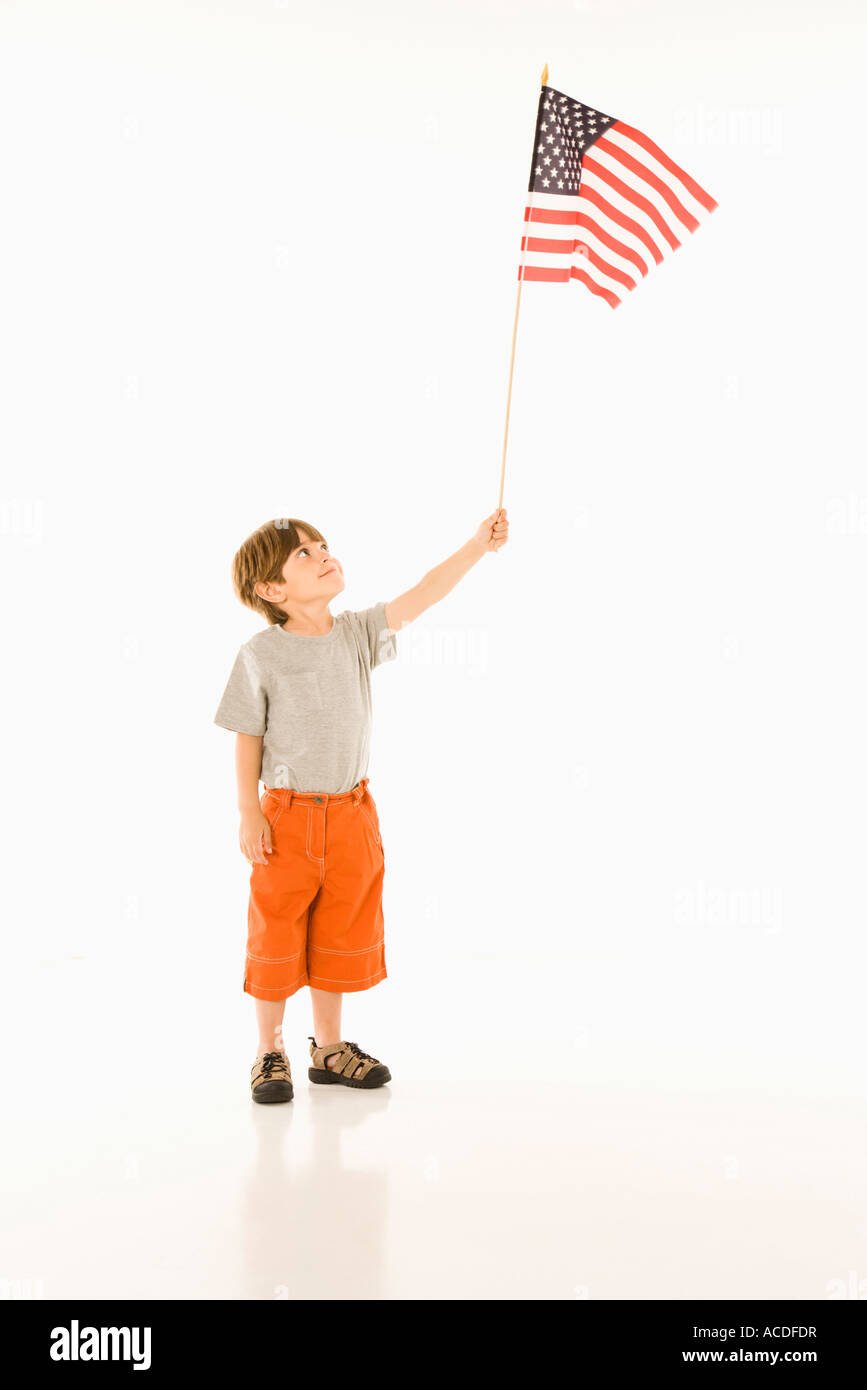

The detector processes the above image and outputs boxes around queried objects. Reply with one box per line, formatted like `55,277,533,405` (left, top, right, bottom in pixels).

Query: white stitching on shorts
263,792,284,832
307,938,385,957
308,967,387,986
305,806,325,885
246,948,305,964
358,803,382,844
305,807,324,862
245,968,308,993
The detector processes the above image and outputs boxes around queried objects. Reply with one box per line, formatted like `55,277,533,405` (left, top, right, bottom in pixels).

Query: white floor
3,951,866,1301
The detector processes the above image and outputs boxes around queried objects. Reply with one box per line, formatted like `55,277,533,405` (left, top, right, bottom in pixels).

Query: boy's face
256,530,345,609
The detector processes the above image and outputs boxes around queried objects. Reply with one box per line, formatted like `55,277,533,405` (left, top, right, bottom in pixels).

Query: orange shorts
243,776,387,1001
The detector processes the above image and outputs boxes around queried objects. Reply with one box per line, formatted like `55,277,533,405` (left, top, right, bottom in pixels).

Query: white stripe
520,246,572,275
523,190,582,215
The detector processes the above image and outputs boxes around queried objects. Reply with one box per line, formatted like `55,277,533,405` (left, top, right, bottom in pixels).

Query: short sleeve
213,645,268,735
355,600,397,670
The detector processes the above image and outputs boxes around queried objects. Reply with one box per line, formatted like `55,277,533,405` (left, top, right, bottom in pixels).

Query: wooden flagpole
497,62,548,512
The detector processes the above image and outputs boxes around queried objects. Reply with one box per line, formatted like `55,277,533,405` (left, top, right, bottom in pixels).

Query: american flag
520,84,717,308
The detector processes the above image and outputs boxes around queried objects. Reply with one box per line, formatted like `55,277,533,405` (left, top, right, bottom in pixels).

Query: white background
1,0,866,1300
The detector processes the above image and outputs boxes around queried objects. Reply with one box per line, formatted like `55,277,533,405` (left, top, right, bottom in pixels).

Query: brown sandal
251,1050,294,1103
308,1037,391,1089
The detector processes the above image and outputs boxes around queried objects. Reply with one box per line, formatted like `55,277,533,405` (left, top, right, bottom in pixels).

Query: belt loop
286,788,294,810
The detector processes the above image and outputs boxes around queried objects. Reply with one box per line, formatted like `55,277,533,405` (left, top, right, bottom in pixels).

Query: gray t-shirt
214,601,397,794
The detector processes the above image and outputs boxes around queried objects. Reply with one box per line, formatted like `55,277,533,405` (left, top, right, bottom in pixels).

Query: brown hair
230,517,327,625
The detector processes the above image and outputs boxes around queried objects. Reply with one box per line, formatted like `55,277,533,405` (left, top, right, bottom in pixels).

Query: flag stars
530,91,615,193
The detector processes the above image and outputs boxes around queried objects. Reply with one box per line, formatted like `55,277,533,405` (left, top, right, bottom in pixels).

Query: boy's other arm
385,508,508,633
236,733,272,864
236,732,264,813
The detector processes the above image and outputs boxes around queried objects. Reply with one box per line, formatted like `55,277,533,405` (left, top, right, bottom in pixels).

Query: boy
214,508,509,1102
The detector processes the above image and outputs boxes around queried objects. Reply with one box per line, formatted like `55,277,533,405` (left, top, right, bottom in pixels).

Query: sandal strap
308,1037,379,1078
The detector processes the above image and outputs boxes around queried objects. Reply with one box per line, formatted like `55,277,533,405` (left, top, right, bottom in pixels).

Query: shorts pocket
261,790,283,831
359,796,382,845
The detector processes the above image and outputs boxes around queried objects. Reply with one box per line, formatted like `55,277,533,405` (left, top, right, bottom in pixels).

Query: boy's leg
310,987,343,1069
309,988,372,1079
255,997,287,1057
305,786,386,1081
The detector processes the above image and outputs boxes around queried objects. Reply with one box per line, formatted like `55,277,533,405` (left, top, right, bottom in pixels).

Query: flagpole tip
540,63,548,87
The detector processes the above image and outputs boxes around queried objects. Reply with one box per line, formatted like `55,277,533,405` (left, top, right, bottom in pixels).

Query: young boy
214,508,509,1102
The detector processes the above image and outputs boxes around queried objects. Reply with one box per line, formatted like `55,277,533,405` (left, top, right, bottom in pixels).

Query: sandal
251,1050,294,1103
308,1037,391,1089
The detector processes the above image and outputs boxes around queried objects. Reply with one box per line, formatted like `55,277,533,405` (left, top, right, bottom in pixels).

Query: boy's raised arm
384,508,508,633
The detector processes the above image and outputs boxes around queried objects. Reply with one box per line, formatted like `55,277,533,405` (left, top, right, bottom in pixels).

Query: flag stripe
523,233,577,256
577,182,665,265
575,240,637,292
570,264,622,309
601,125,711,228
611,119,719,213
582,150,682,251
519,263,571,283
594,132,700,233
576,211,649,278
523,203,580,227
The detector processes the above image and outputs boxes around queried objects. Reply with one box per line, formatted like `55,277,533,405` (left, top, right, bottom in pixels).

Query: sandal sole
251,1082,294,1103
308,1066,391,1089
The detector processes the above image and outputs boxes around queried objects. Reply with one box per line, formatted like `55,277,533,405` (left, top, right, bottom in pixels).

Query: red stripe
570,263,622,308
583,151,681,251
610,119,718,213
579,183,664,266
523,203,580,226
519,263,571,283
522,234,576,256
594,133,700,233
576,211,648,277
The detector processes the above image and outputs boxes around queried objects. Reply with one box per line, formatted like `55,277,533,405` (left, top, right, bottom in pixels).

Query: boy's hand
240,810,273,866
473,507,509,554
